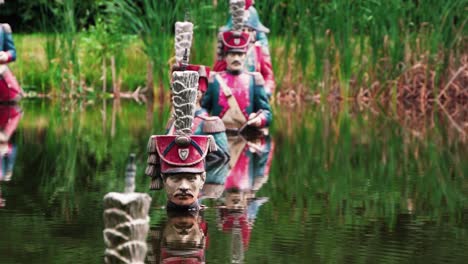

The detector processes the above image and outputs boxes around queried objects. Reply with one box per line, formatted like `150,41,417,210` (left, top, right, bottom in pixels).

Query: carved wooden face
226,52,246,72
164,173,206,206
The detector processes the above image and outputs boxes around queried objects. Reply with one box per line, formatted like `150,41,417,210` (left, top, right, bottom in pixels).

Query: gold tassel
147,154,158,165
202,117,226,133
208,135,218,152
145,165,154,177
147,136,156,153
150,176,164,190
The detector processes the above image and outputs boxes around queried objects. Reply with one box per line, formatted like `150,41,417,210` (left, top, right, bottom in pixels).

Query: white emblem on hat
234,38,240,45
178,148,190,160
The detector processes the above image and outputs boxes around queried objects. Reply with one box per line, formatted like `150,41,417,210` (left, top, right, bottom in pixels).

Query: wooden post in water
146,61,154,130
102,58,107,135
103,154,152,264
231,228,244,264
111,56,120,100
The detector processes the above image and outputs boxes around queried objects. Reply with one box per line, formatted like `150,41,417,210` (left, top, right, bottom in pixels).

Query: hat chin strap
226,69,242,76
166,200,200,211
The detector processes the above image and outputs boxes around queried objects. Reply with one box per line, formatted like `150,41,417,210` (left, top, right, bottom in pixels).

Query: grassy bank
5,1,465,99
11,34,149,94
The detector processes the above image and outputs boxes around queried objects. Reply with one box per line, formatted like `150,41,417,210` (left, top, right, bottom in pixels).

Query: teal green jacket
202,71,272,128
0,24,16,62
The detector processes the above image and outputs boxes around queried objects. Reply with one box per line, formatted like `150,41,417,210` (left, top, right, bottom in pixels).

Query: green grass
6,1,467,99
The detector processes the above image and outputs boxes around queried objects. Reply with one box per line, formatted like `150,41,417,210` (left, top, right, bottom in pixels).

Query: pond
0,100,466,263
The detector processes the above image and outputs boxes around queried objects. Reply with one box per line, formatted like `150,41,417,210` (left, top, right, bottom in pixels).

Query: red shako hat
221,31,251,53
150,135,214,174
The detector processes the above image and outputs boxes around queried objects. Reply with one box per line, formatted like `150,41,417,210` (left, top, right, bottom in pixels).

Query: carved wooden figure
215,0,276,97
202,30,272,132
0,2,23,102
146,70,216,210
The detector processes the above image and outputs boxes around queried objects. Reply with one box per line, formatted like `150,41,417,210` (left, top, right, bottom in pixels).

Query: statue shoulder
248,72,265,86
208,71,217,84
254,42,270,56
261,45,271,56
1,24,12,33
199,115,226,133
209,71,222,84
197,65,209,78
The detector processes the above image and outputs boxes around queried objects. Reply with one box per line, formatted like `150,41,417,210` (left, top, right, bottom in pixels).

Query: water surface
0,100,466,263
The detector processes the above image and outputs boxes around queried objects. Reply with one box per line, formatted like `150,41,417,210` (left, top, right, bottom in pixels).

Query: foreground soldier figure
145,69,217,210
202,29,272,132
0,2,23,102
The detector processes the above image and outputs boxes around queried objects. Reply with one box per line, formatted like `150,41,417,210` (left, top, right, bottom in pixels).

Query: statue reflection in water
0,105,22,208
147,210,207,264
147,132,273,263
219,132,274,263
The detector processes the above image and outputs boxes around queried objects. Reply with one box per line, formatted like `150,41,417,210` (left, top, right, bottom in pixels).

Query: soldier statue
202,29,272,133
145,67,217,210
214,0,275,98
0,1,23,102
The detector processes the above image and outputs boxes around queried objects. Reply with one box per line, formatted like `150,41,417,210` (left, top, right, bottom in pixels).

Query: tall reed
10,1,467,100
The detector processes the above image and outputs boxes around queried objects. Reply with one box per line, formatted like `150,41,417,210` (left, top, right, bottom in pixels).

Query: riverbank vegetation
4,0,465,104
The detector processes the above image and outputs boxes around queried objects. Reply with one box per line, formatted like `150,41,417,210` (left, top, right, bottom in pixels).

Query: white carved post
171,71,199,135
103,154,152,264
174,22,194,65
124,154,136,193
230,0,246,32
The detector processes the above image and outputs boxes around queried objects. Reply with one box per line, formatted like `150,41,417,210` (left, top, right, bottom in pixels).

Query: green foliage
6,0,468,96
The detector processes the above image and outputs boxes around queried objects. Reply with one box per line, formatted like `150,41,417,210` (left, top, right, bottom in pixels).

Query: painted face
225,52,246,72
164,173,206,206
163,213,204,248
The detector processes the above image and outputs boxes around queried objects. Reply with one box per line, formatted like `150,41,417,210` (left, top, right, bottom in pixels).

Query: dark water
0,101,467,263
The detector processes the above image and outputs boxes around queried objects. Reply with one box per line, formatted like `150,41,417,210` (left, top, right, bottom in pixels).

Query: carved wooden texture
174,22,193,64
230,0,246,32
171,71,199,134
103,193,152,264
